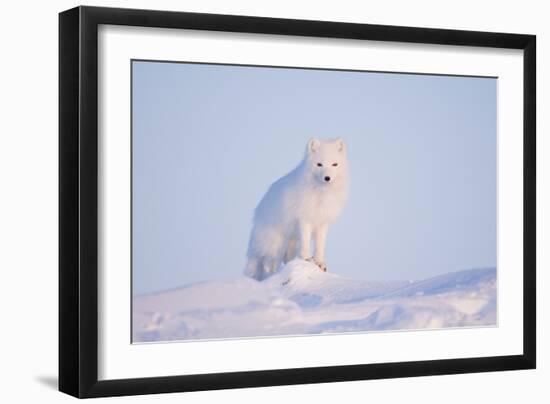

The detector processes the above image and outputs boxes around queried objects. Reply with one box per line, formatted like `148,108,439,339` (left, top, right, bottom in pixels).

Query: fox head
305,138,348,186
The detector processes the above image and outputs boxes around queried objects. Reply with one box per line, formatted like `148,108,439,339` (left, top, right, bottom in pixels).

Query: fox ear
308,138,320,153
336,138,345,152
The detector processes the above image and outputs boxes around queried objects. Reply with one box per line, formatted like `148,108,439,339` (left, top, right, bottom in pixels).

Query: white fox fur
245,138,349,280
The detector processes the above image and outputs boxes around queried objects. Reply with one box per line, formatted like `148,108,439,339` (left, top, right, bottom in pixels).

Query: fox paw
305,257,327,272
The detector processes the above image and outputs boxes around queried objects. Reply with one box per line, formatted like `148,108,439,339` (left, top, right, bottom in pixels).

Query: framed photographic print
59,5,536,398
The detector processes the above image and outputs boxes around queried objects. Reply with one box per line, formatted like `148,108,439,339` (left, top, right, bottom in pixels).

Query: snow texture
132,260,496,343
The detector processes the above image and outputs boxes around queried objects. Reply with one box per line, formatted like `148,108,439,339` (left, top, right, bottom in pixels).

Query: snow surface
133,260,496,343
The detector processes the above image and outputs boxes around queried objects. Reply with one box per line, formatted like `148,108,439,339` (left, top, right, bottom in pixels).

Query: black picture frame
59,5,536,398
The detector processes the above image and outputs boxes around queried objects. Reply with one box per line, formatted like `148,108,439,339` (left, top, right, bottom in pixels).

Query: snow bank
133,260,496,343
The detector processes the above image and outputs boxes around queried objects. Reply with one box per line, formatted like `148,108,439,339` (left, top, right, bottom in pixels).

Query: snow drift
133,260,496,343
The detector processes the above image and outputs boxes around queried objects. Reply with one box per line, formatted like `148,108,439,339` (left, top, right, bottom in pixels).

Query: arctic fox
245,138,349,281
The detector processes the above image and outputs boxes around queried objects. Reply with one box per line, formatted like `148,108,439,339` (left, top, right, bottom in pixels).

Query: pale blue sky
132,60,496,295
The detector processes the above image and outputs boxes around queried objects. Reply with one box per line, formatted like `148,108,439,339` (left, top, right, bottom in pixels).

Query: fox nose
324,176,331,182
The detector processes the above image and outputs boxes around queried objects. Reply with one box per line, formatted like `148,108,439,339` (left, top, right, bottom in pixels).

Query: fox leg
313,224,328,272
298,221,312,260
314,224,328,263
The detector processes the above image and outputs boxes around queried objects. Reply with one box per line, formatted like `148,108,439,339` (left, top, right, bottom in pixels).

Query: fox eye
317,163,323,167
332,163,338,167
